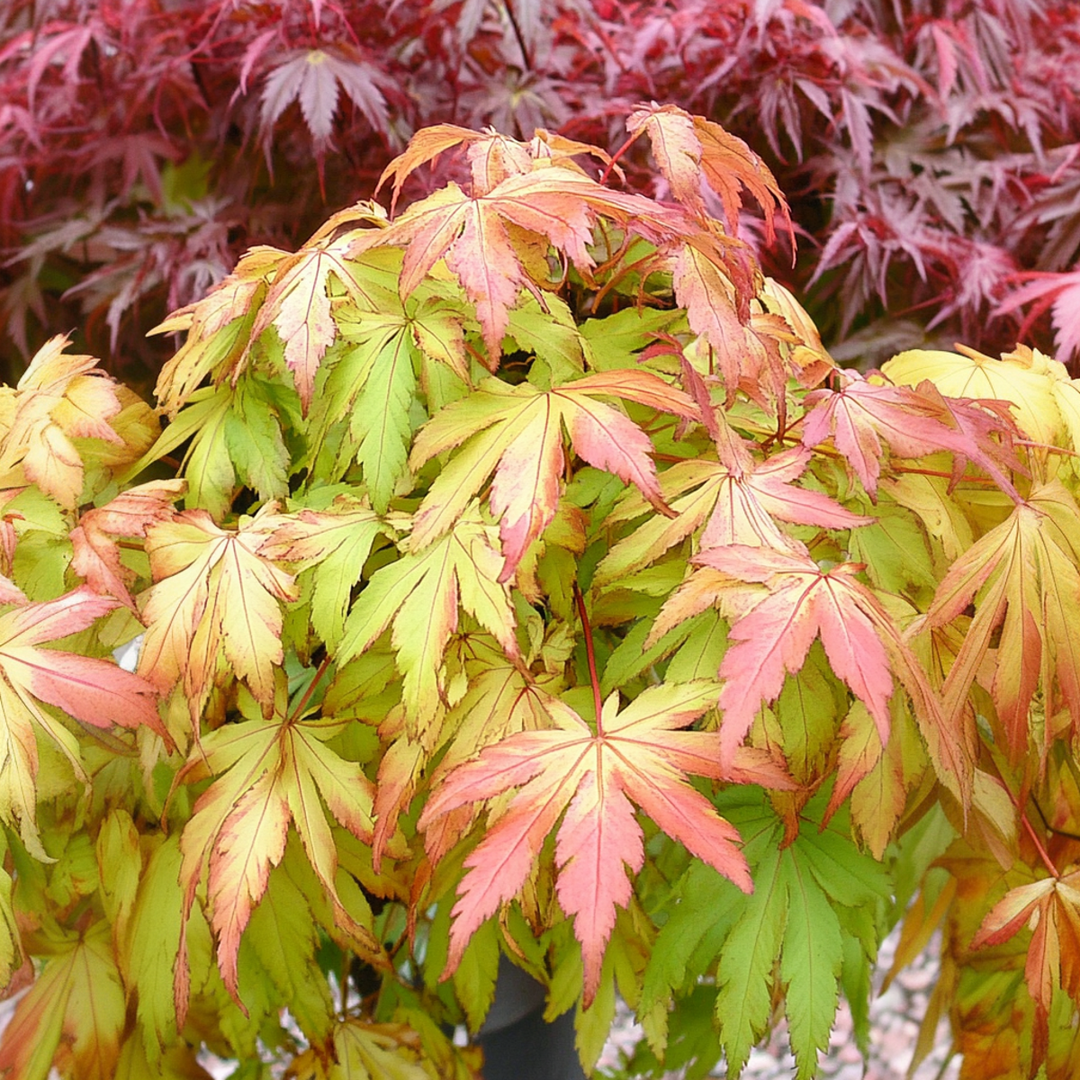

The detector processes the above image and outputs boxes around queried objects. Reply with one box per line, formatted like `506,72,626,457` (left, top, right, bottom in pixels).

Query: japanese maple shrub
0,105,1078,1079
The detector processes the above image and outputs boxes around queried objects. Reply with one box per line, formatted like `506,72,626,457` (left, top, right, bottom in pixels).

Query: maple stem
573,582,604,732
1029,793,1080,843
289,653,334,723
589,250,660,313
891,466,996,483
991,762,1061,877
1020,808,1060,878
601,133,639,186
1016,438,1080,459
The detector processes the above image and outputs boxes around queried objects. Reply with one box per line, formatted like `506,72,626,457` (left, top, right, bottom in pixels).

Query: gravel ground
598,927,960,1079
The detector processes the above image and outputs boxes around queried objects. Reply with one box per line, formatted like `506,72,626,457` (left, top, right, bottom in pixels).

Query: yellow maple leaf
0,921,125,1080
137,504,298,725
174,700,387,1013
0,336,125,509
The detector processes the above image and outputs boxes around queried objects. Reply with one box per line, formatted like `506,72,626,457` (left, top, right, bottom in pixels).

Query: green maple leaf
258,495,393,652
714,791,889,1077
337,509,521,743
715,842,788,1076
120,836,185,1060
640,790,888,1078
243,863,334,1041
307,290,469,506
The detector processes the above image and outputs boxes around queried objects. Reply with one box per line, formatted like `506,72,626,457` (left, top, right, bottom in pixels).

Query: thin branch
503,0,532,71
573,582,604,734
996,769,1060,877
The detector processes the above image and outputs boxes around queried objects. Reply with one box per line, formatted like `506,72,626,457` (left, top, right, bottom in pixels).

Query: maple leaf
348,168,688,362
801,368,1022,499
971,866,1080,1050
70,480,187,609
136,505,299,724
376,124,612,210
0,921,125,1080
260,48,391,149
307,299,452,511
257,496,392,653
881,344,1072,450
670,238,777,402
418,681,784,1005
594,443,871,587
828,701,923,859
244,858,336,1043
239,205,391,413
702,789,891,1076
408,371,698,576
118,835,186,1059
0,586,166,859
330,1019,441,1079
706,547,899,756
175,703,387,1012
122,372,293,522
336,509,520,744
0,336,125,509
377,125,531,210
999,268,1080,363
407,641,566,867
921,480,1080,763
627,102,792,245
649,545,968,799
758,276,837,383
150,246,284,418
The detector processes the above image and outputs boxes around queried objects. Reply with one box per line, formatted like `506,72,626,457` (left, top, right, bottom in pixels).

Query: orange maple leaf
376,123,616,211
0,587,165,858
150,245,284,417
0,921,124,1080
408,370,698,576
801,369,1022,499
70,480,187,609
971,866,1080,1058
649,545,968,800
418,681,790,1004
922,480,1080,763
0,336,125,509
707,547,898,754
627,102,792,244
349,168,688,363
235,204,391,412
595,442,871,586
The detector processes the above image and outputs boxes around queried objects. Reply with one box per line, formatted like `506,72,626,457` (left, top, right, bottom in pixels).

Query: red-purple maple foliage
3,0,1080,389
